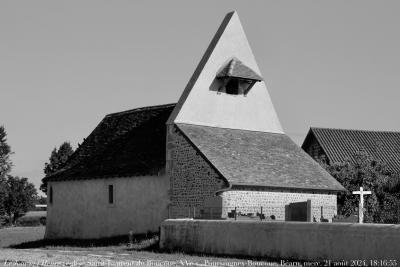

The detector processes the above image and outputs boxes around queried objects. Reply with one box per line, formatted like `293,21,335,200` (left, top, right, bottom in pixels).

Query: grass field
23,211,47,218
0,227,283,266
0,226,45,248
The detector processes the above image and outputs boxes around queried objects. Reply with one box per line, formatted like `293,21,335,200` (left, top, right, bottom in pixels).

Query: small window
49,186,53,204
108,185,114,204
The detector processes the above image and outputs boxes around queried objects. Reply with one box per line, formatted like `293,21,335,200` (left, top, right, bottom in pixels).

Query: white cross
352,187,371,224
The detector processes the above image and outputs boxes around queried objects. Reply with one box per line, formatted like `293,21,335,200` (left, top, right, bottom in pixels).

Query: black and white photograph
0,1,399,266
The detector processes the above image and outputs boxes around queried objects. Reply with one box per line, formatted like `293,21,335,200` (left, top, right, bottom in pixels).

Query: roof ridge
175,123,286,136
311,126,400,134
106,103,176,118
227,58,237,76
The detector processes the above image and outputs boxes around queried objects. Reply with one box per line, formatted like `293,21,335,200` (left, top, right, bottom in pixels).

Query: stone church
43,11,344,239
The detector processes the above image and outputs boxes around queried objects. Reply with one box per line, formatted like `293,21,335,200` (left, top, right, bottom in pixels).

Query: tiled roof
44,104,176,181
302,127,400,174
217,57,263,81
176,123,345,192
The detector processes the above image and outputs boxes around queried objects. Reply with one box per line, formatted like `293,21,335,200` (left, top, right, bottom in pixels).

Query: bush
332,214,358,223
0,216,9,227
16,216,46,227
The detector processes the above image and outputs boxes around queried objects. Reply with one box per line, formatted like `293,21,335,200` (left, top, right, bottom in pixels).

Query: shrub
16,216,45,227
0,215,9,226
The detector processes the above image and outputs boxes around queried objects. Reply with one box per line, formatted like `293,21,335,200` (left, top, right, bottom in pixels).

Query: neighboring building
302,127,400,174
44,11,344,239
34,204,47,211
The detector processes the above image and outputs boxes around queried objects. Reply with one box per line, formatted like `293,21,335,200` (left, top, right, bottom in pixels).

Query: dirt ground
0,227,283,267
0,248,285,267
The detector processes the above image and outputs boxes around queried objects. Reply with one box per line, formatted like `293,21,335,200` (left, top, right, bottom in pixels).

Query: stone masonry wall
304,136,327,164
221,189,337,222
166,125,228,218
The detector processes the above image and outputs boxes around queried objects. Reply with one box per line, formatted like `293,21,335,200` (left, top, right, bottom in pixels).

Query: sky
1,1,400,193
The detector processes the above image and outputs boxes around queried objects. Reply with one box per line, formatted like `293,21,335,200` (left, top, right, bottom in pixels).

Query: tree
3,176,37,224
323,152,400,223
0,126,12,179
0,176,5,217
0,126,12,217
40,142,74,194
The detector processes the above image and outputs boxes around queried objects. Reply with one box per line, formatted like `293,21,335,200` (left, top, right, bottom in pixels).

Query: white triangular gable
167,11,283,134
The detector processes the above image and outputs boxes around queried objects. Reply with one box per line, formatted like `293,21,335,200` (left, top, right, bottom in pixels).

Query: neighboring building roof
216,57,263,81
44,104,176,182
302,127,400,174
176,123,345,192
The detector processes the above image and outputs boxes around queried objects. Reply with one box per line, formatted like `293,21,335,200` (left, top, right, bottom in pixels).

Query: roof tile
44,104,176,181
177,123,345,191
217,57,263,81
304,127,400,174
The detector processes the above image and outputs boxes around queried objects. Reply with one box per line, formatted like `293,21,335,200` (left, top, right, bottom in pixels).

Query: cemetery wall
166,125,228,218
160,219,400,261
221,190,337,221
45,175,169,239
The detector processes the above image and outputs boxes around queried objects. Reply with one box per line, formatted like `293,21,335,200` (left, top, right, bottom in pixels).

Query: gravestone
202,196,223,219
285,199,312,222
